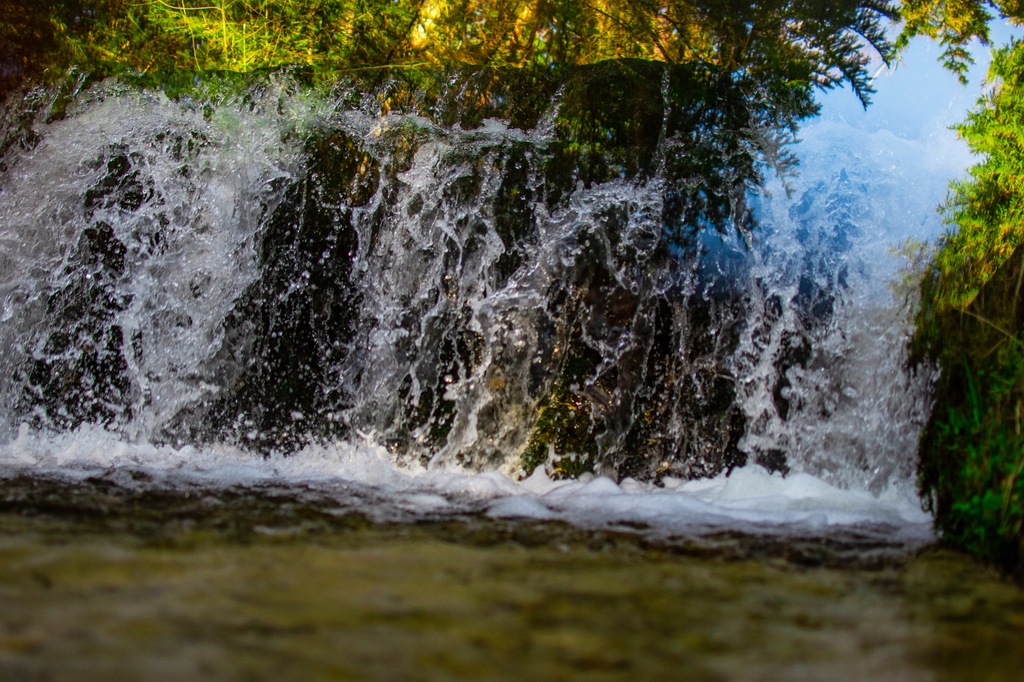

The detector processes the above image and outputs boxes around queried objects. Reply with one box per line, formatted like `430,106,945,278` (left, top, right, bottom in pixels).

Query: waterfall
0,66,942,536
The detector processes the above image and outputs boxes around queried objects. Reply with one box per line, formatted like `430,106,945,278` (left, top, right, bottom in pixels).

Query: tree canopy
2,1,897,111
929,38,1024,306
897,0,1024,80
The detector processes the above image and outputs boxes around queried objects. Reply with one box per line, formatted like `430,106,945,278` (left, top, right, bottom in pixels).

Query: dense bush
915,245,1024,577
914,37,1024,579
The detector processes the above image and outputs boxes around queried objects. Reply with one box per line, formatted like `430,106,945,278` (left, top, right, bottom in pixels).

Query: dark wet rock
15,139,164,430
176,131,375,452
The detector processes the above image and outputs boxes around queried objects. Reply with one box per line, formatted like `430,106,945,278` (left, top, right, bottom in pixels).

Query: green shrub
910,27,1024,578
915,209,1024,579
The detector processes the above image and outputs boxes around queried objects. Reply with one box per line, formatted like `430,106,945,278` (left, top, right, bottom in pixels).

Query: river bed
1,475,1021,681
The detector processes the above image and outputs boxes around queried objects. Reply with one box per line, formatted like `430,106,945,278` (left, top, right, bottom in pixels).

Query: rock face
0,63,847,481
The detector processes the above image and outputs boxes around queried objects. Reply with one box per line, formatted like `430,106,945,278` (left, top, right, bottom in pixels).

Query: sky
750,23,1024,303
820,22,1023,140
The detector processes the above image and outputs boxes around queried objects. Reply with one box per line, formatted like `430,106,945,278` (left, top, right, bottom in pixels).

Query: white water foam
0,424,932,541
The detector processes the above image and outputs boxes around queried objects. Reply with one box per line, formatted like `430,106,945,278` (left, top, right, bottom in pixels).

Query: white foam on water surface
0,424,933,542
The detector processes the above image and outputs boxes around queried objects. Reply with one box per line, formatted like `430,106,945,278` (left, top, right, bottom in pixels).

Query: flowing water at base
1,477,1022,682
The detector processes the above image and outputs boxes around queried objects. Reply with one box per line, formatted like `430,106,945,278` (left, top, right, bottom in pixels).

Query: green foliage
896,0,1001,81
926,39,1024,309
884,1,1024,577
2,0,898,117
915,149,1024,575
918,331,1024,571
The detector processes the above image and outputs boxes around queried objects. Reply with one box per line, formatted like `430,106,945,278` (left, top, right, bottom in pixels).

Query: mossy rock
517,251,747,482
521,356,602,480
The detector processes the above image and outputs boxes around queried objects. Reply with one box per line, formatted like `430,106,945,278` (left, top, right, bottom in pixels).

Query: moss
520,334,603,479
521,384,600,480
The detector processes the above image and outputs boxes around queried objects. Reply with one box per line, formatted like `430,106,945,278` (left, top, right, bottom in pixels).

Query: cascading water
734,122,945,496
0,64,942,539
